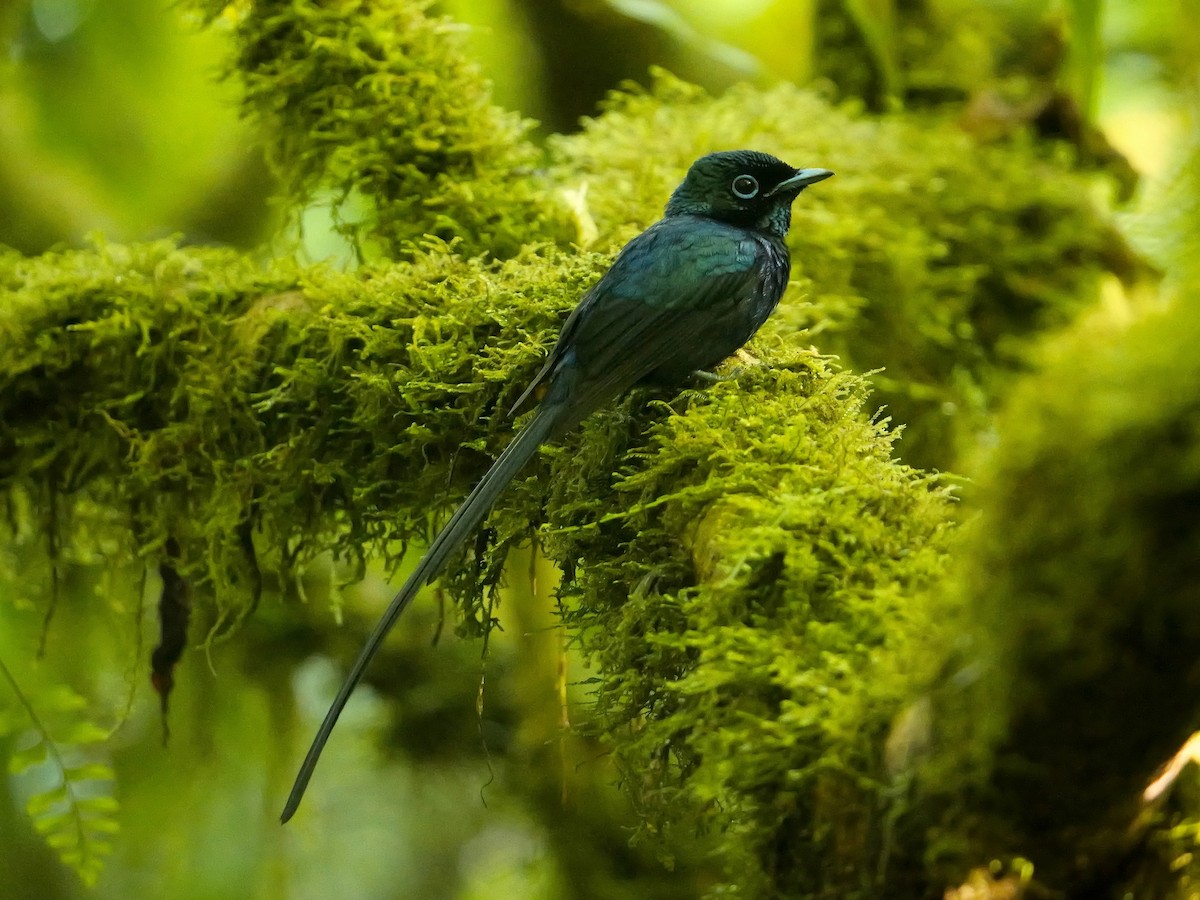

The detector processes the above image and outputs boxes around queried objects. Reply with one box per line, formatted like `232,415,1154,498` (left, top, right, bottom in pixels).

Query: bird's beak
766,168,834,197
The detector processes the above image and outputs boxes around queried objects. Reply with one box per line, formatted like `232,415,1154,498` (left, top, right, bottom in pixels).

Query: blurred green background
1,0,1196,898
1,0,1190,255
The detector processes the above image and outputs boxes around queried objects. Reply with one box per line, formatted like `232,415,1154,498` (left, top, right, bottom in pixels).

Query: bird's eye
731,174,759,199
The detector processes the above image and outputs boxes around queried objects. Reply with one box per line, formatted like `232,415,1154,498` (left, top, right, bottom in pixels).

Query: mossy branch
0,233,957,895
0,1,1173,895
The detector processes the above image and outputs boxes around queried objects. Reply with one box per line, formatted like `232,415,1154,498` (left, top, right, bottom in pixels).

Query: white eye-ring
731,174,759,199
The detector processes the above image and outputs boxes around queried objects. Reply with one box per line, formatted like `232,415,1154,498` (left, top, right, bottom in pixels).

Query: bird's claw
692,351,764,385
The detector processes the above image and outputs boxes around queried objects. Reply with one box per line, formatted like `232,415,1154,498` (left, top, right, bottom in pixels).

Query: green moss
916,292,1200,891
0,237,600,628
536,354,956,897
1,3,1156,894
193,0,570,259
0,234,959,896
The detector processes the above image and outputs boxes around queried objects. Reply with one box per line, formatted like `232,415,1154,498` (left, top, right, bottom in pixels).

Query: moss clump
0,237,604,627
916,292,1200,892
193,0,569,259
549,73,1129,469
538,352,956,898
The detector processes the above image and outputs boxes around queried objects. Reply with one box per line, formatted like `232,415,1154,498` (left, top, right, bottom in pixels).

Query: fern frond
0,654,119,888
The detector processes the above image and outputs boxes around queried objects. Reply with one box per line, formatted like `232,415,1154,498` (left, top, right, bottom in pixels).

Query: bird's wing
512,220,765,419
555,223,765,415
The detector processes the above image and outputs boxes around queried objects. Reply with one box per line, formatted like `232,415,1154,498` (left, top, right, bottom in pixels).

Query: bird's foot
692,350,764,384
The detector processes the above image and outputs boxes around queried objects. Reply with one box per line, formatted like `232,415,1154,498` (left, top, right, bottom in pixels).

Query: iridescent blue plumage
281,151,833,822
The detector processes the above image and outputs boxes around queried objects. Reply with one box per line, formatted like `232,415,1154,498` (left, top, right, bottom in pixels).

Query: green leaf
81,794,119,814
62,721,111,745
7,740,47,775
44,827,78,849
26,785,69,818
84,816,121,835
65,763,115,783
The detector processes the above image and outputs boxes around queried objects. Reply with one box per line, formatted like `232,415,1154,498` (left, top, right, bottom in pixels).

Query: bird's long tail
281,399,565,822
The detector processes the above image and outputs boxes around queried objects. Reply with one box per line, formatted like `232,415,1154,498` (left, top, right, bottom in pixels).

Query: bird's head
665,150,832,237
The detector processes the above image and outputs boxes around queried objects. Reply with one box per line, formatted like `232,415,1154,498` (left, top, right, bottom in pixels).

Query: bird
280,150,833,822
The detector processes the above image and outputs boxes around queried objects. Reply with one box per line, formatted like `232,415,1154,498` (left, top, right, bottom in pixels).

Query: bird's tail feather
280,399,564,822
